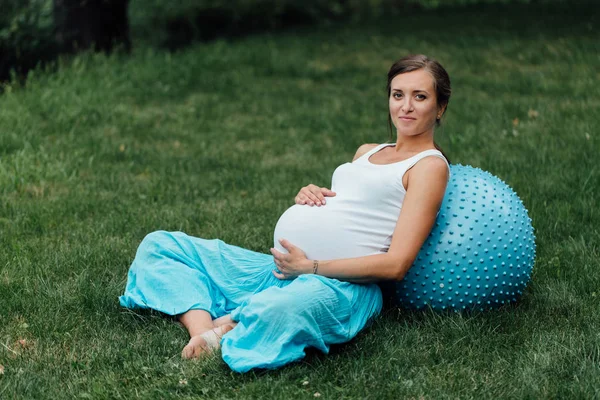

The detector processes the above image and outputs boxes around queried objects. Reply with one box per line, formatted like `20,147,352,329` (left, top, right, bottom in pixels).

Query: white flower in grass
179,378,188,385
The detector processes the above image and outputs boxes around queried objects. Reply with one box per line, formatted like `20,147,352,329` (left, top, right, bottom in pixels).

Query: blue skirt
119,231,383,372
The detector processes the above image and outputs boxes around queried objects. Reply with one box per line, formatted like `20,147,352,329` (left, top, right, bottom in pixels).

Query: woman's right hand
295,184,336,206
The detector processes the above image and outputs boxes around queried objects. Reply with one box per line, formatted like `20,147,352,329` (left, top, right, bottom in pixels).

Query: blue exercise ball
393,164,536,312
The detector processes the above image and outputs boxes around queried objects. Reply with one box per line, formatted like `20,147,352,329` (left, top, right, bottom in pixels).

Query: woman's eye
416,94,426,100
393,93,402,99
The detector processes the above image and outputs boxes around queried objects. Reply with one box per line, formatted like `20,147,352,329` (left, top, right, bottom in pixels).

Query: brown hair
386,54,451,162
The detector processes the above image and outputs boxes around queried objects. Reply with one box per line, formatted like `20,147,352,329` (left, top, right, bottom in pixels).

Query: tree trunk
54,0,131,53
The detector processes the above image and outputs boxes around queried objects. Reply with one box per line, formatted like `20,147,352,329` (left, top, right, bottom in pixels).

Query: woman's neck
393,131,435,153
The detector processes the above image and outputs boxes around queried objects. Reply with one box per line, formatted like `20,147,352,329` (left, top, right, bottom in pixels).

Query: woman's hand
295,184,336,206
270,239,312,280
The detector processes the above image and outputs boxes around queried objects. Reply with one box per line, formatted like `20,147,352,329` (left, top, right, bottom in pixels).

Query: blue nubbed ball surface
394,164,536,312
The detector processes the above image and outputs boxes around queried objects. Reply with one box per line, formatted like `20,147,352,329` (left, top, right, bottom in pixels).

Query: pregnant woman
120,54,452,373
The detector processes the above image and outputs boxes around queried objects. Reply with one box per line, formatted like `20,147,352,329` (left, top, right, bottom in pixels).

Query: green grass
1,3,599,399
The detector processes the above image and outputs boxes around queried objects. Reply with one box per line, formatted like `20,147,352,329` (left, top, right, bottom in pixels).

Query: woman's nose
401,99,412,113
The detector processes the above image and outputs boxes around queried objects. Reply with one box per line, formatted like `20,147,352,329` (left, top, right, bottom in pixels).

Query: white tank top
273,143,450,260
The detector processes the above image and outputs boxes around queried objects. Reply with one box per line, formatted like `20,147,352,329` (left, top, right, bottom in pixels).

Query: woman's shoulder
405,155,450,191
352,143,380,162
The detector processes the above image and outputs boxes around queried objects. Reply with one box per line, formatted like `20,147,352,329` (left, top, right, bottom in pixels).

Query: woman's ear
438,103,448,118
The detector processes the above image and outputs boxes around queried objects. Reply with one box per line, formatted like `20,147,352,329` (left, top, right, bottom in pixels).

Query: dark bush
0,0,57,81
128,0,577,49
128,0,373,49
0,0,583,82
1,0,130,83
53,0,131,53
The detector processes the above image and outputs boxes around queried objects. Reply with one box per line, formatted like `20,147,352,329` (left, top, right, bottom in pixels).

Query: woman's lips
399,117,416,121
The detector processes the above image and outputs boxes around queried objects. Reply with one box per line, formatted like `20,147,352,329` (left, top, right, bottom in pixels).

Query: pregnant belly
273,198,384,260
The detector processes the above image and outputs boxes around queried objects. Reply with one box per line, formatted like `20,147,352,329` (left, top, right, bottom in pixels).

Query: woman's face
389,69,444,139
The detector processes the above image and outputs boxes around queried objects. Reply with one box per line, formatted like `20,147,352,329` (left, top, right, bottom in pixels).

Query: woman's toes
181,335,209,359
181,344,195,359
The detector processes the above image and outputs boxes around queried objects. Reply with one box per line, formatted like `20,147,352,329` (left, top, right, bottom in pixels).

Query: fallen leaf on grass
0,365,5,375
512,118,519,127
16,339,35,350
528,109,539,119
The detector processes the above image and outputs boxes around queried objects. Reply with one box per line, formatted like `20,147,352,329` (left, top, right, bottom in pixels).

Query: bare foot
181,324,234,359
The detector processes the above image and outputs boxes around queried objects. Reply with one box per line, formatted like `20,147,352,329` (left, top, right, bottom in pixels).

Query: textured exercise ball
394,164,536,312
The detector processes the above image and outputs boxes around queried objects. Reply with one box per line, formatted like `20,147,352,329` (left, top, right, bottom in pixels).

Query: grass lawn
1,3,599,399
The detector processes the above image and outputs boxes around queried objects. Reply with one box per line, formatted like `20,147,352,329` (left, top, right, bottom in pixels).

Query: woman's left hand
270,239,312,280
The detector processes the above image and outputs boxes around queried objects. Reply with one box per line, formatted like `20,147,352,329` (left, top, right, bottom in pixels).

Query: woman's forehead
391,69,434,91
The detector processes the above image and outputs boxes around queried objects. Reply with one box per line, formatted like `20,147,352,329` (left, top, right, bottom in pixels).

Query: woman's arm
271,156,449,282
